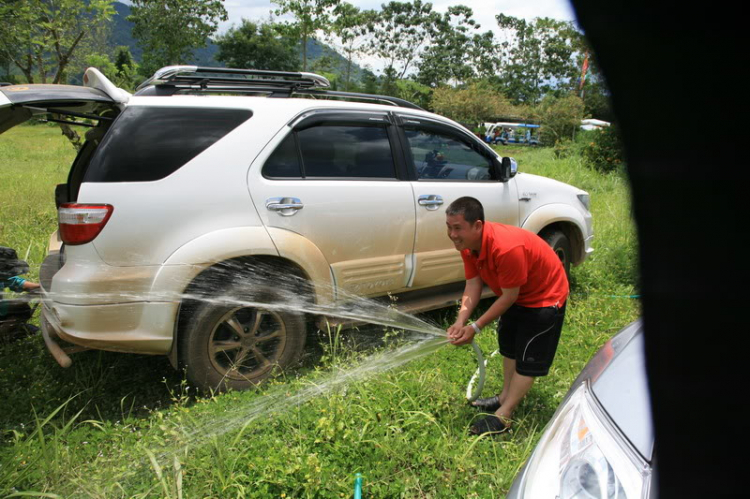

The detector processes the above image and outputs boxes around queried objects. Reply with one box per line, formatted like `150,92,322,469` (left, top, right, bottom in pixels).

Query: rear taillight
58,203,114,245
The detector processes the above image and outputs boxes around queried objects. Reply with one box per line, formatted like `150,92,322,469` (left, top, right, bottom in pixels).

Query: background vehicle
0,66,593,392
507,320,653,499
483,122,542,146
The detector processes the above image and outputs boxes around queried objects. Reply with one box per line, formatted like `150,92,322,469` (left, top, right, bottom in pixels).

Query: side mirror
495,157,518,181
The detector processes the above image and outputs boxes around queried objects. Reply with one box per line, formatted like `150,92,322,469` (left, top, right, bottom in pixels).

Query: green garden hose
466,340,499,402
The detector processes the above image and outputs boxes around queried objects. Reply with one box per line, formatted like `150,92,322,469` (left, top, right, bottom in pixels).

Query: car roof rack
135,65,423,110
293,89,423,110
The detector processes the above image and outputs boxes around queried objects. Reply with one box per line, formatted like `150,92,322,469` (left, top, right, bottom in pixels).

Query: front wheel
181,283,306,392
540,229,572,282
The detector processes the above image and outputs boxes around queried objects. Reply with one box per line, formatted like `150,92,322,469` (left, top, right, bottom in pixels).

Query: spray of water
33,259,463,495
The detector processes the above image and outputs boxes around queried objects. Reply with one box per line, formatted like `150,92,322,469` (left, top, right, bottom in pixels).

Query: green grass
0,123,73,277
0,125,639,498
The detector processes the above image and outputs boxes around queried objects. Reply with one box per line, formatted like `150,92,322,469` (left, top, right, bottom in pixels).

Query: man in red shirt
446,197,568,436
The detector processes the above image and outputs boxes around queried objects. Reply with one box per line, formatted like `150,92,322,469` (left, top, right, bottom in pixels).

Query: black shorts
497,302,566,377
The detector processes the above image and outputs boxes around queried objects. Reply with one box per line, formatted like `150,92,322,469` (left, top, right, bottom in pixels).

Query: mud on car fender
158,226,332,368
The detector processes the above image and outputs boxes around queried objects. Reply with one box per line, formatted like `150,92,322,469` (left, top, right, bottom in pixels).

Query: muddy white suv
0,66,593,391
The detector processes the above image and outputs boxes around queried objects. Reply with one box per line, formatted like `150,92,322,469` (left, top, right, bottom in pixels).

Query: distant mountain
109,1,364,79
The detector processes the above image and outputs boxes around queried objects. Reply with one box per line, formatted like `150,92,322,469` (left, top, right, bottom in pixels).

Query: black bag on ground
0,301,33,338
1,246,30,281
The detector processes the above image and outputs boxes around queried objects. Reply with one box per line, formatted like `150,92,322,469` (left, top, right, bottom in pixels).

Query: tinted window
297,125,396,178
84,107,251,182
405,127,492,181
263,133,301,178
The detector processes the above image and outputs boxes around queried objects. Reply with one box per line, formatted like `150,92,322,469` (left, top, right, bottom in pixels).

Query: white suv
0,66,593,391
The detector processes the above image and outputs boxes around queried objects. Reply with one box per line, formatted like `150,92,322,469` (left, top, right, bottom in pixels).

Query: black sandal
469,415,510,436
470,395,502,412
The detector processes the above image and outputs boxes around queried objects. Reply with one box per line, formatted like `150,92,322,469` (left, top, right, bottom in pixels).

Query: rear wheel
540,228,572,282
181,282,306,392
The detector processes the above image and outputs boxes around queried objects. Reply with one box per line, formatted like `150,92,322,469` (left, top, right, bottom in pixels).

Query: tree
215,20,299,71
583,123,625,173
430,81,516,124
0,0,114,149
495,15,581,104
0,0,115,84
365,1,437,81
86,47,141,92
128,0,228,77
272,0,339,71
394,78,431,109
534,94,586,145
359,68,379,94
574,49,614,122
114,46,135,75
330,2,375,91
416,5,498,88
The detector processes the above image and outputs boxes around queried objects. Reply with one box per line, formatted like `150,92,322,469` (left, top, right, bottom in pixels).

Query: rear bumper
40,249,187,356
41,298,177,354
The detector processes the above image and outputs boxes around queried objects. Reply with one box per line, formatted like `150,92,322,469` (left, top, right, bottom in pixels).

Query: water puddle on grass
40,260,457,495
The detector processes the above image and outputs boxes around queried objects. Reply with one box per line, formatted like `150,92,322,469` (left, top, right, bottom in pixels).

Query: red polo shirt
461,222,569,308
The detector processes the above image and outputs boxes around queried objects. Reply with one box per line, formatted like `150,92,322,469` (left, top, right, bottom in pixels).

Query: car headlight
518,384,647,499
577,193,591,211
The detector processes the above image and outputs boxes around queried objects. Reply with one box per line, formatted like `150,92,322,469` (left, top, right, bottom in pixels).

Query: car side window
263,124,397,179
298,125,396,179
263,133,301,178
404,127,492,181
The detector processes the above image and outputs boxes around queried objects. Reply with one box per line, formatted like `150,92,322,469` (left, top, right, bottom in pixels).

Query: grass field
0,124,639,498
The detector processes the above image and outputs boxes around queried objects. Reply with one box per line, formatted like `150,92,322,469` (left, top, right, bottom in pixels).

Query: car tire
540,228,572,282
181,282,306,392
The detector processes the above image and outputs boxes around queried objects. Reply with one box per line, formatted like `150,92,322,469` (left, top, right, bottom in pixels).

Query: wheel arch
155,226,332,368
521,204,587,266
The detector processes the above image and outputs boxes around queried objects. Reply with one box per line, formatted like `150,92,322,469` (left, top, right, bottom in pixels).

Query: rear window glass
83,106,251,182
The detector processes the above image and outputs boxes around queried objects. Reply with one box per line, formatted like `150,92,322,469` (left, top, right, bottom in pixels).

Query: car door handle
418,194,443,211
266,197,304,216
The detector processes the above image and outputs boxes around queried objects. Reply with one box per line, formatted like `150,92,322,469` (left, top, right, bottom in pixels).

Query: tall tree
128,0,228,77
416,5,499,88
215,20,299,71
365,0,438,82
0,0,114,84
272,0,339,71
330,2,374,91
495,14,581,104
